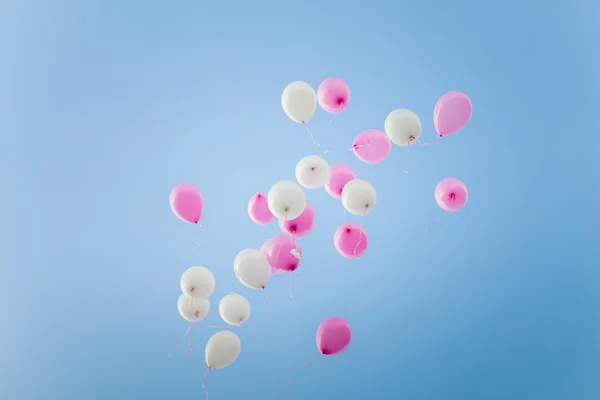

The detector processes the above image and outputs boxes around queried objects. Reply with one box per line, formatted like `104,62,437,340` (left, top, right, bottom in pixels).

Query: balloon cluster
168,78,472,399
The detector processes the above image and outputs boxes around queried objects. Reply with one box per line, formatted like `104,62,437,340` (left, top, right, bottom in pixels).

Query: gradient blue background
1,1,598,399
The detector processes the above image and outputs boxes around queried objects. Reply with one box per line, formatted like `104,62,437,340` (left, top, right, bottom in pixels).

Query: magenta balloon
317,78,351,114
434,91,472,137
260,234,302,272
248,193,275,225
352,130,391,164
170,183,204,224
435,178,468,212
325,164,356,199
316,317,352,356
333,223,369,259
279,203,315,237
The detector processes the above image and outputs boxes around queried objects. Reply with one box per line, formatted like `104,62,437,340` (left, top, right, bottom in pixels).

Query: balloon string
302,123,330,154
264,287,272,312
288,272,296,301
288,232,298,300
168,324,193,358
328,101,343,125
274,353,320,398
202,367,210,400
349,139,371,152
352,209,367,260
231,287,241,294
420,135,441,147
192,223,203,250
403,139,414,174
425,211,447,232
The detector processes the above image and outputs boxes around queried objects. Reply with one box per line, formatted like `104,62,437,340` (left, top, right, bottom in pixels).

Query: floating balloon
434,91,472,137
234,248,271,290
282,81,317,124
177,293,210,323
267,181,306,220
435,178,468,212
180,266,216,299
203,330,242,398
279,203,315,237
170,183,204,224
248,193,275,225
295,155,330,189
351,130,391,164
219,293,251,326
317,78,351,114
325,164,356,199
261,235,302,273
341,179,376,216
384,109,422,146
334,223,369,259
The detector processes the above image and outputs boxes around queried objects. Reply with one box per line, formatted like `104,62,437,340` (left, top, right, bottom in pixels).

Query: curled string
202,367,210,400
328,101,343,125
168,324,193,358
424,211,447,232
403,137,414,174
274,353,321,398
351,208,367,261
302,123,330,154
192,223,203,250
420,135,441,147
264,287,272,312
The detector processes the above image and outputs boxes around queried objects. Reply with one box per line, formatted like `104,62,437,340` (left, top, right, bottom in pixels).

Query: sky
1,0,599,399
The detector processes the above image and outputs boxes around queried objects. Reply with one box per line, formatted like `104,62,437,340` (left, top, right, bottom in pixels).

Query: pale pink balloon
317,78,351,114
333,223,369,259
351,130,391,164
325,164,356,199
248,193,275,225
279,203,315,237
316,317,352,356
260,234,302,272
434,91,472,137
435,178,468,212
170,183,204,224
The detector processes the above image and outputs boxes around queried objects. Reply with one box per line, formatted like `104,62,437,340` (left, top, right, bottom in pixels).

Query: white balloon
282,81,317,124
219,293,251,326
384,109,422,146
177,293,210,323
295,155,330,189
234,248,271,290
205,330,241,369
267,180,306,220
180,266,215,299
341,179,377,216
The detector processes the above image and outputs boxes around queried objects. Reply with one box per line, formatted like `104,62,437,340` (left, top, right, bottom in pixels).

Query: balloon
282,81,317,124
334,223,369,259
325,164,356,199
434,91,472,137
247,193,275,225
234,248,271,289
267,181,306,220
317,78,351,114
177,293,210,323
341,179,376,216
435,178,468,212
219,293,251,326
180,266,216,299
261,235,302,272
295,155,330,189
384,109,422,146
316,317,352,356
205,330,241,369
351,130,391,164
279,203,315,237
170,183,204,224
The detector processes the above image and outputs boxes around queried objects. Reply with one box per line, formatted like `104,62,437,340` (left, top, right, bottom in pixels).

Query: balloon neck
450,193,456,201
408,135,415,143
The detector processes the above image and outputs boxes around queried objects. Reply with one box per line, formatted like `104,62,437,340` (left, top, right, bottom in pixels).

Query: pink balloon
325,164,356,199
317,78,351,114
316,317,352,356
260,234,302,272
435,178,468,212
248,193,275,225
333,223,369,259
170,183,203,224
351,130,391,164
279,203,315,237
434,91,472,137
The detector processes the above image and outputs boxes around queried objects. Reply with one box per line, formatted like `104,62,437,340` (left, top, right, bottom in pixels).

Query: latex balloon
180,266,215,299
279,203,315,237
260,235,302,272
317,78,351,114
435,178,468,212
384,109,422,146
434,91,472,137
267,181,306,220
170,183,204,224
316,317,352,356
341,179,376,216
334,223,369,259
234,248,271,289
177,293,210,323
282,81,317,124
205,330,241,369
325,164,356,199
219,293,251,326
351,130,391,164
248,193,275,225
295,155,330,189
